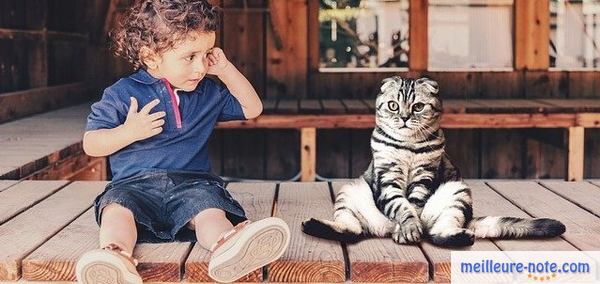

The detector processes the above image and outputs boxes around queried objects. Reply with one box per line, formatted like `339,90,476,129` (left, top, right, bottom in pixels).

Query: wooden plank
466,180,576,251
22,181,191,282
444,130,480,178
0,181,102,280
217,113,580,129
134,242,192,282
409,0,427,70
524,129,565,179
22,208,97,281
567,127,584,181
0,83,88,123
577,113,600,128
0,103,90,179
539,181,600,217
442,100,485,114
331,181,429,283
420,239,499,283
487,181,600,250
270,182,345,282
350,129,372,178
0,180,68,225
222,6,265,99
222,129,265,179
23,206,192,282
275,99,299,114
266,0,307,98
265,130,300,180
514,0,550,70
317,130,350,178
262,98,278,114
465,99,554,113
480,130,523,179
341,99,370,114
525,71,568,99
320,99,347,114
185,182,276,282
586,130,600,177
300,128,316,182
538,99,600,112
568,71,599,99
298,99,322,114
0,180,18,193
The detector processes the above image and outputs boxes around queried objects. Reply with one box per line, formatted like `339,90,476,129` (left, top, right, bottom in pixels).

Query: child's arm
207,48,262,119
83,98,166,157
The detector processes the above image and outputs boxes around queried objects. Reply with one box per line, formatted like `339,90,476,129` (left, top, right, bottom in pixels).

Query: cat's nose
400,116,410,122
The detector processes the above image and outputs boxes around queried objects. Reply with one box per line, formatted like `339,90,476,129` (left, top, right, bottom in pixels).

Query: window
428,0,514,70
318,0,410,71
550,0,600,69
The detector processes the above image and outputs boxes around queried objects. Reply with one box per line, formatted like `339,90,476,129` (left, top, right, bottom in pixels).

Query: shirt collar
129,68,161,85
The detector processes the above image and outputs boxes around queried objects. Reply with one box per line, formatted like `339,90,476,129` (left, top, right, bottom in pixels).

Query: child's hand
206,47,230,77
123,97,166,142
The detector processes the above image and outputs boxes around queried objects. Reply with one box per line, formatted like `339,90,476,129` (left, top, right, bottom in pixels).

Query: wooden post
514,0,550,70
301,127,316,182
409,0,428,70
567,127,584,181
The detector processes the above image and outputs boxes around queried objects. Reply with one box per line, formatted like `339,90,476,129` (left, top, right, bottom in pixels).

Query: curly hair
111,0,220,69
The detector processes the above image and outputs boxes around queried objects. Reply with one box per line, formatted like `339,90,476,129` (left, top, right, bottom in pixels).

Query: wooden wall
2,0,598,180
209,0,600,180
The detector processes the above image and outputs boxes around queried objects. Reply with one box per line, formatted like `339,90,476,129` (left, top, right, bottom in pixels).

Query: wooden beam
266,0,308,98
217,113,580,129
567,126,584,181
409,0,428,70
0,29,88,42
300,128,316,182
514,0,550,70
0,83,89,123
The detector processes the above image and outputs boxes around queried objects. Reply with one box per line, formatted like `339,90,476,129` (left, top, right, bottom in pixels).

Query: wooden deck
0,180,599,283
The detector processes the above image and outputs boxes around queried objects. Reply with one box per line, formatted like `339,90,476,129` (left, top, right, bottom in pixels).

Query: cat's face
375,76,442,139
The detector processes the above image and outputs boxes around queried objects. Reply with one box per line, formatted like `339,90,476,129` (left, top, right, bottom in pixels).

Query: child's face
148,31,216,91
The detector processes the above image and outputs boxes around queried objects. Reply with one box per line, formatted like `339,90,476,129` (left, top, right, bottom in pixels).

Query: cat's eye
388,101,399,111
412,103,425,112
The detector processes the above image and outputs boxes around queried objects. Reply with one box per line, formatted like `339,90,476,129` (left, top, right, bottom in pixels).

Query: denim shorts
94,169,247,243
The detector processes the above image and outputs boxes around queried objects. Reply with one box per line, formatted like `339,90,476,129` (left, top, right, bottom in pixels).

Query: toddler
75,1,290,283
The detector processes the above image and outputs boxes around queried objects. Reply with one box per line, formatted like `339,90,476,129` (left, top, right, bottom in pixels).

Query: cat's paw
392,218,423,244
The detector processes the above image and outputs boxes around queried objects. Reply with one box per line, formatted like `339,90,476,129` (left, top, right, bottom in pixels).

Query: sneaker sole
208,217,290,283
76,250,142,284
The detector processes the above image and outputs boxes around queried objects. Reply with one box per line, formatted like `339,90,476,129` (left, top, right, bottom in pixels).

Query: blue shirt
86,69,247,181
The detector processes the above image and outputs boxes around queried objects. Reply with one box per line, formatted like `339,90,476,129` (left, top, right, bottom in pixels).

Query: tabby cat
301,76,566,247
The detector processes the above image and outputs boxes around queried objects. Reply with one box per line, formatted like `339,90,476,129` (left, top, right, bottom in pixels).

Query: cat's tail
301,218,362,243
468,216,565,239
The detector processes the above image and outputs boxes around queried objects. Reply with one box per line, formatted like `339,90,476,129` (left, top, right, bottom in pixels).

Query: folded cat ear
416,77,439,95
380,76,401,94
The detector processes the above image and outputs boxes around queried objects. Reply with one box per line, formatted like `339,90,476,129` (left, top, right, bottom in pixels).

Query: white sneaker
208,217,291,283
75,244,142,284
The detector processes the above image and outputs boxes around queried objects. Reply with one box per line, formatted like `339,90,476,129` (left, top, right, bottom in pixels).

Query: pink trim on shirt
162,79,182,129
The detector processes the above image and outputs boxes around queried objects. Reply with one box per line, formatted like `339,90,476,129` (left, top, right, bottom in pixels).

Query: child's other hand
206,47,230,76
123,97,166,142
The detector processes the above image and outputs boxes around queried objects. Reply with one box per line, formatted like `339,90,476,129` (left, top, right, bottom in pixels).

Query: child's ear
140,47,160,69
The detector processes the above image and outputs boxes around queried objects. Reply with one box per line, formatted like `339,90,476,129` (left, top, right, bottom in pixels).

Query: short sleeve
217,84,247,122
85,89,127,131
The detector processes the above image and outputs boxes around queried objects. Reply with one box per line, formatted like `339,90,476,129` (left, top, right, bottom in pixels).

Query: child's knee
187,208,227,230
101,203,134,220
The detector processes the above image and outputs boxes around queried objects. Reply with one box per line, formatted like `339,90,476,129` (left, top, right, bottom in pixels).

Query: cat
301,76,566,247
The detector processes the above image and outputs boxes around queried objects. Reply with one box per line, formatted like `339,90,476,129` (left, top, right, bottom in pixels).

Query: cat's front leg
379,191,423,243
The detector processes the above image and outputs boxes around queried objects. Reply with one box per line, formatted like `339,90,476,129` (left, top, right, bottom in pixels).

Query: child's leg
76,203,142,284
199,212,290,283
99,203,137,253
187,208,233,251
